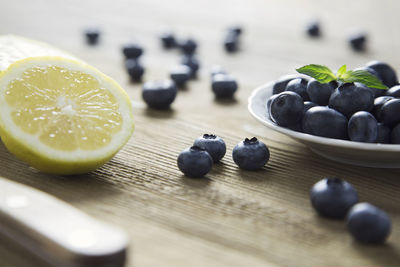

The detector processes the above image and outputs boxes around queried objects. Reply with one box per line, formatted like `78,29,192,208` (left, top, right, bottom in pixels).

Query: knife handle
0,177,128,267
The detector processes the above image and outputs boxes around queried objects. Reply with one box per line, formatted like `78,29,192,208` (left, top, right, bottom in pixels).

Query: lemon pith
0,57,134,174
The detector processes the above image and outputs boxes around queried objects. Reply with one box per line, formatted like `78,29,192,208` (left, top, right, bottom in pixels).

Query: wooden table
0,0,399,266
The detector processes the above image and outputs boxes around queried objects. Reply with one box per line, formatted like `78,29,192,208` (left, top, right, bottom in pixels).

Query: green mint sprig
296,64,387,89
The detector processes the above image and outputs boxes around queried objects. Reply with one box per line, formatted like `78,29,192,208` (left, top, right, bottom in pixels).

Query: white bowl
248,81,400,168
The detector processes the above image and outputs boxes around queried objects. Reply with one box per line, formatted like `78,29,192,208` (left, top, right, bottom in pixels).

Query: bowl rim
248,81,400,152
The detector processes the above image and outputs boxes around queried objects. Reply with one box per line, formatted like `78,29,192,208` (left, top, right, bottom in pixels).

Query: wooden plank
0,0,400,266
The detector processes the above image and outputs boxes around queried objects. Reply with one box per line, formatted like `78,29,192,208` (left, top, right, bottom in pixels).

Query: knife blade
0,177,128,267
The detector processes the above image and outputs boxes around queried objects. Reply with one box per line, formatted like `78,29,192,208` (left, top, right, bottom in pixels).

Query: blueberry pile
311,178,391,244
122,42,145,81
159,31,200,79
224,26,243,53
177,135,269,177
83,27,244,110
211,66,238,99
267,61,400,144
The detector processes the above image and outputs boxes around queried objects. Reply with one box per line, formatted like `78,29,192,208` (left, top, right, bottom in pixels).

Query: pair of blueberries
311,178,391,244
123,43,145,81
306,21,367,52
177,135,269,178
268,61,400,144
160,32,197,55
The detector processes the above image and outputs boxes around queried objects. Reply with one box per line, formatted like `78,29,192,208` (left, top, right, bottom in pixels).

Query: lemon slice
0,56,134,174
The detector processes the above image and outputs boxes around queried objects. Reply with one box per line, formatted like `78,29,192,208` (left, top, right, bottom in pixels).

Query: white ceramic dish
248,81,400,168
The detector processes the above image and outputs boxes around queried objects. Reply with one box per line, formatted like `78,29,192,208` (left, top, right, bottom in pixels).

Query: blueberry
355,82,385,99
285,78,310,101
170,65,191,87
177,146,213,178
306,21,320,37
348,32,367,51
304,101,318,112
270,91,304,127
328,83,374,118
142,80,177,110
377,123,391,144
160,32,177,49
306,79,336,105
390,123,400,144
179,38,197,55
348,111,378,143
84,28,100,45
272,75,305,95
266,94,279,119
354,67,384,98
372,96,394,121
310,178,358,219
224,32,239,53
347,203,391,244
193,134,226,162
211,74,238,98
302,106,348,140
366,61,398,88
385,85,400,97
380,99,400,127
181,55,200,78
122,43,143,59
210,65,227,77
125,59,145,81
232,137,270,171
288,122,303,132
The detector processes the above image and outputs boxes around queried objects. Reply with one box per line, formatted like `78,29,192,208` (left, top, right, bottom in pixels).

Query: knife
0,177,128,267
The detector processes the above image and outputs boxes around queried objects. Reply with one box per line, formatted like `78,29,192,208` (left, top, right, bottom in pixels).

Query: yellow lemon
0,36,134,174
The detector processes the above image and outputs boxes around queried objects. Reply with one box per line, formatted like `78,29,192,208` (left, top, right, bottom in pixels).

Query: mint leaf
336,65,347,78
296,63,388,89
296,64,336,84
341,69,388,89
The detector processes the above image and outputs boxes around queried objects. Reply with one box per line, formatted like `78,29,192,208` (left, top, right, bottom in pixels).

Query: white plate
248,81,400,168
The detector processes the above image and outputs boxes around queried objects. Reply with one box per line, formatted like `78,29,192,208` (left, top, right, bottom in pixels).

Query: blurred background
2,0,399,89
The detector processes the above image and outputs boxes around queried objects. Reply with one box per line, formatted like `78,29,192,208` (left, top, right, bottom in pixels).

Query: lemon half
0,52,134,174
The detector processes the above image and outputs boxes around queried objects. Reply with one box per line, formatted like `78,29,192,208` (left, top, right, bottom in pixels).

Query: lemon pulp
6,65,123,152
0,56,134,174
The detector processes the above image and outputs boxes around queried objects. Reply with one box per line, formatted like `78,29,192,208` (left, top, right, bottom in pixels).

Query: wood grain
0,0,400,266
